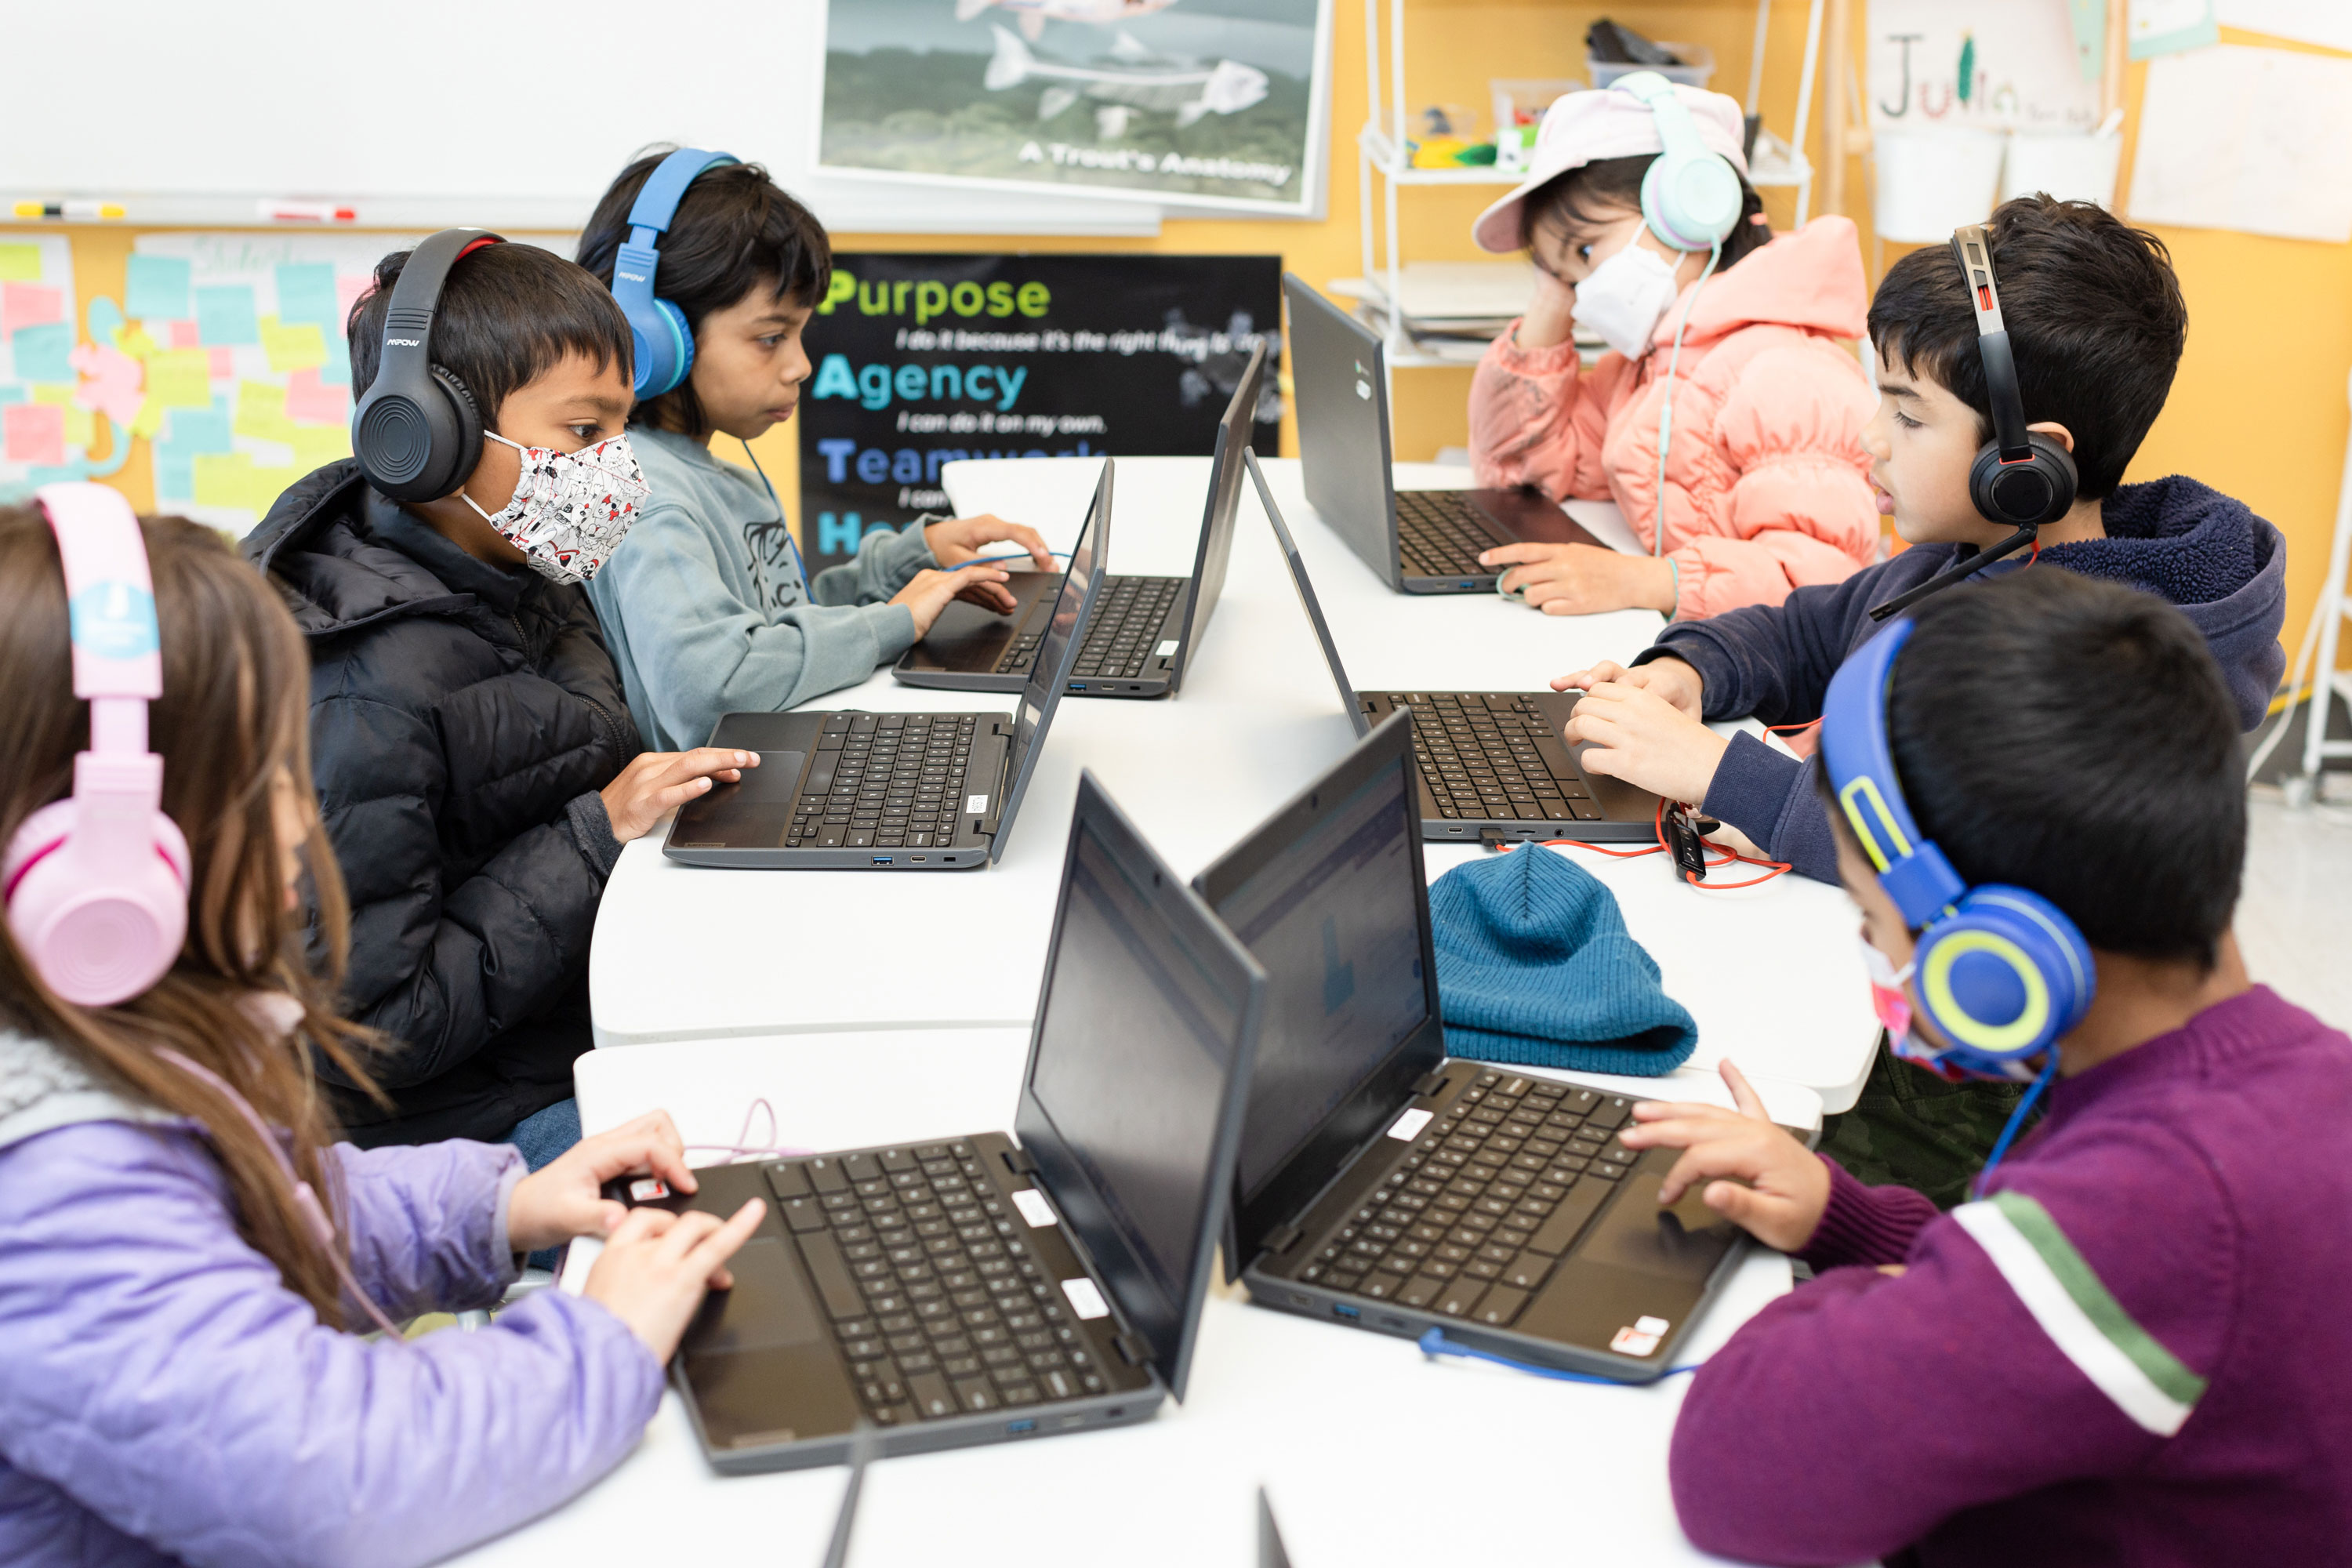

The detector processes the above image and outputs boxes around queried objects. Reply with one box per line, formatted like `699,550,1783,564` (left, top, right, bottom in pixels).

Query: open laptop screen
991,460,1109,862
1281,271,1399,586
1172,338,1269,670
1208,729,1429,1200
1019,775,1261,1399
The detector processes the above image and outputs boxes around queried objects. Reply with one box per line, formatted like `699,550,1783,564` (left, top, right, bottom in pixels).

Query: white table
452,1029,1821,1568
588,457,1877,1112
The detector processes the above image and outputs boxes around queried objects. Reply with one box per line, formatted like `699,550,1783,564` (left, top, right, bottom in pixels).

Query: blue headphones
1612,71,1743,254
609,147,739,399
1821,619,2095,1073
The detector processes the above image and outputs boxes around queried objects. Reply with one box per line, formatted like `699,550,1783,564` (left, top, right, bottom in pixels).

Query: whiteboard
0,0,1160,236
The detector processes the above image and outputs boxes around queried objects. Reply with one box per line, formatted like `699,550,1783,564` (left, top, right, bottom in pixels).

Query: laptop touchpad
734,751,805,804
683,1236,824,1356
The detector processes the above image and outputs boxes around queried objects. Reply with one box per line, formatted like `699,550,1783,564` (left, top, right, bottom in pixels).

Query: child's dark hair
1519,155,1773,272
347,241,632,419
1853,571,2244,968
575,151,833,439
1867,195,2187,499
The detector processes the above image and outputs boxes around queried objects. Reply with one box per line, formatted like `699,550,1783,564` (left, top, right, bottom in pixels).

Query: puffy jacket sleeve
313,689,610,1090
0,1121,663,1568
1671,1126,2232,1565
1468,326,1634,501
588,499,918,750
332,1139,527,1318
1665,340,1880,618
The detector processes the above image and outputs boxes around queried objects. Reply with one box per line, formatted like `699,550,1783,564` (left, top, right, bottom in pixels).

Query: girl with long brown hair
0,488,760,1566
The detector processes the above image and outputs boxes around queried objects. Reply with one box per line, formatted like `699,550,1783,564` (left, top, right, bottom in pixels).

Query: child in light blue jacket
578,151,1053,750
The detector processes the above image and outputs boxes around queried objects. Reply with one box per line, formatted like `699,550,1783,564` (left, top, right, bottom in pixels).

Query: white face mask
1571,241,1683,359
463,430,650,585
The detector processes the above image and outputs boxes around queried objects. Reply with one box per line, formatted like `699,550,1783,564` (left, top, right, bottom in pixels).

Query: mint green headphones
1613,71,1744,253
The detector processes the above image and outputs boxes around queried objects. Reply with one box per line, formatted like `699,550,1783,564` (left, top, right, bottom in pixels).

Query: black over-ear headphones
1952,223,2078,529
350,228,505,503
1869,221,2078,622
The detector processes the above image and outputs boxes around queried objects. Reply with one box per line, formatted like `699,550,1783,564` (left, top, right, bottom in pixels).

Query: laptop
1283,271,1607,593
662,461,1110,869
619,769,1267,1472
1194,710,1748,1380
895,340,1267,699
1248,450,1661,845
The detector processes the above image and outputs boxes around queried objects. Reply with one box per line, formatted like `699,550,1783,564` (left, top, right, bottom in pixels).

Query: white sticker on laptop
628,1178,670,1202
1610,1320,1668,1357
1385,1107,1434,1142
1156,639,1178,658
966,793,988,815
1061,1277,1111,1319
1012,1188,1058,1228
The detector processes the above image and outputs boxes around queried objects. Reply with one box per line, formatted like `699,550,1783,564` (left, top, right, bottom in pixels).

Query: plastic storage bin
1588,43,1715,91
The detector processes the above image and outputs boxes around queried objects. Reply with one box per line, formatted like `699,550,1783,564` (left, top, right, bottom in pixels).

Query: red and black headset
1868,220,2077,622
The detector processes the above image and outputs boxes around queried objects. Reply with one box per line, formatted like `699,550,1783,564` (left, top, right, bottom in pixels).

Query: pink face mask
1860,935,1915,1037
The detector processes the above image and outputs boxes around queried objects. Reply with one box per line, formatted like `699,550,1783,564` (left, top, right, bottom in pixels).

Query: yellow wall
28,4,2350,664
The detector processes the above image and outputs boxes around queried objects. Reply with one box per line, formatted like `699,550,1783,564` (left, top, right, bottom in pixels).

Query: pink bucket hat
1473,81,1750,253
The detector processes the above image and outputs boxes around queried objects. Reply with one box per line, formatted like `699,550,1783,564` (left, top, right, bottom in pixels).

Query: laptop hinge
1262,1221,1304,1256
1113,1331,1152,1367
999,1146,1038,1177
1411,1069,1450,1099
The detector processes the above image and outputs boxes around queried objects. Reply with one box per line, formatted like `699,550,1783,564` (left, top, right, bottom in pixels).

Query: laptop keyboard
789,713,977,850
767,1142,1111,1425
994,574,1181,680
1294,1073,1639,1327
1395,492,1494,578
1383,693,1602,822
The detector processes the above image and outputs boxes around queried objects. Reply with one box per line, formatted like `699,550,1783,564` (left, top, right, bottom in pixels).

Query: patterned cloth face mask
463,430,650,585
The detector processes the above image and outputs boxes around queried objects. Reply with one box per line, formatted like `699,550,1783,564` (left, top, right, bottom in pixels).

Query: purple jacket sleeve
1670,1127,2231,1565
330,1139,528,1319
1797,1156,1940,1271
0,1122,663,1568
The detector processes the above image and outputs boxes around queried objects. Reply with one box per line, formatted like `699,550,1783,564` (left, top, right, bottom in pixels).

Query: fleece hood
1652,215,1870,350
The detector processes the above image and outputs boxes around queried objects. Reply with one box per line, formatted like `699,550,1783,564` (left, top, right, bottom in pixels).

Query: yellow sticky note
30,383,75,407
192,452,302,515
61,405,93,450
259,316,325,374
290,423,352,471
233,379,294,443
130,394,168,440
0,245,39,282
114,323,158,361
147,349,213,408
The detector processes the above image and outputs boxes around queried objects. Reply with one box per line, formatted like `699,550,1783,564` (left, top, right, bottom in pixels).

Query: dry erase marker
260,199,359,223
10,200,125,220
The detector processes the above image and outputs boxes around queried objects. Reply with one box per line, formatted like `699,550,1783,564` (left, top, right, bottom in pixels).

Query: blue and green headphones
1822,618,2095,1075
609,147,739,399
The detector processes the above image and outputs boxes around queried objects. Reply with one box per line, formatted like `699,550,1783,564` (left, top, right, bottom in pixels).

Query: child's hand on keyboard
1552,656,1703,717
891,561,1017,630
1478,541,1675,615
1617,1062,1829,1254
1561,677,1729,805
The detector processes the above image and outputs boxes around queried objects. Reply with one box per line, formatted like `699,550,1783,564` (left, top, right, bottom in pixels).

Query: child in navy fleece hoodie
1624,572,2352,1567
1549,196,2284,890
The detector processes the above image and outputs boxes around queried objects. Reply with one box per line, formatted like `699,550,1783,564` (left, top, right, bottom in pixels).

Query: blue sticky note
10,322,74,383
28,465,87,488
125,255,192,321
194,285,259,346
154,452,194,499
158,400,234,453
0,383,24,405
321,333,351,387
86,296,123,349
275,263,339,328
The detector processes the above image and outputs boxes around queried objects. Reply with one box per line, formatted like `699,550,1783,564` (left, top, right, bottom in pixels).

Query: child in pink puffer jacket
1468,79,1878,621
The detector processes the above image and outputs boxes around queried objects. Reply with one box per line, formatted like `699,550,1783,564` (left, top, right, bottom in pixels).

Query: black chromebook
1193,711,1745,1380
620,770,1265,1472
1247,450,1661,845
663,461,1109,869
896,340,1265,699
1283,272,1605,594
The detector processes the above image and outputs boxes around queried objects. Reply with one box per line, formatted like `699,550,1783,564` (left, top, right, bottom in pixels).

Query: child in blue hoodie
1551,196,2287,1203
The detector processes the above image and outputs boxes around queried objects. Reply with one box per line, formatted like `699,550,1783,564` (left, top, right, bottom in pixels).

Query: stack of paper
1330,264,1601,363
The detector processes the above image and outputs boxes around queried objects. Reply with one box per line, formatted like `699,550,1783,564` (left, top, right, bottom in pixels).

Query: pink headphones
2,483,191,1007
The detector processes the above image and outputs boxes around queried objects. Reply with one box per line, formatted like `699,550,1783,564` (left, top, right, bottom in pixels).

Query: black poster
797,252,1281,572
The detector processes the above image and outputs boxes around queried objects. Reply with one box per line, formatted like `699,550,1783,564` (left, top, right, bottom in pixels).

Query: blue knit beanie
1429,845,1697,1074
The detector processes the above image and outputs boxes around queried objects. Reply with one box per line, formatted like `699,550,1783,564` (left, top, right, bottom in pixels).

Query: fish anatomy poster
797,252,1279,572
814,0,1333,216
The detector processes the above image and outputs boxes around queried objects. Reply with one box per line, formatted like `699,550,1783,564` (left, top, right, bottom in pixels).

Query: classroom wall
31,4,2350,664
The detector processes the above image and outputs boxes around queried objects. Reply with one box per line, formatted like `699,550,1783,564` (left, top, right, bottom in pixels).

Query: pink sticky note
168,321,201,349
285,366,347,425
207,346,234,377
4,402,66,466
2,283,63,339
336,274,370,323
70,342,147,428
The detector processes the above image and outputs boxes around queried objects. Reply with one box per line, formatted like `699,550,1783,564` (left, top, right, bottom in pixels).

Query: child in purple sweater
1622,570,2352,1566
